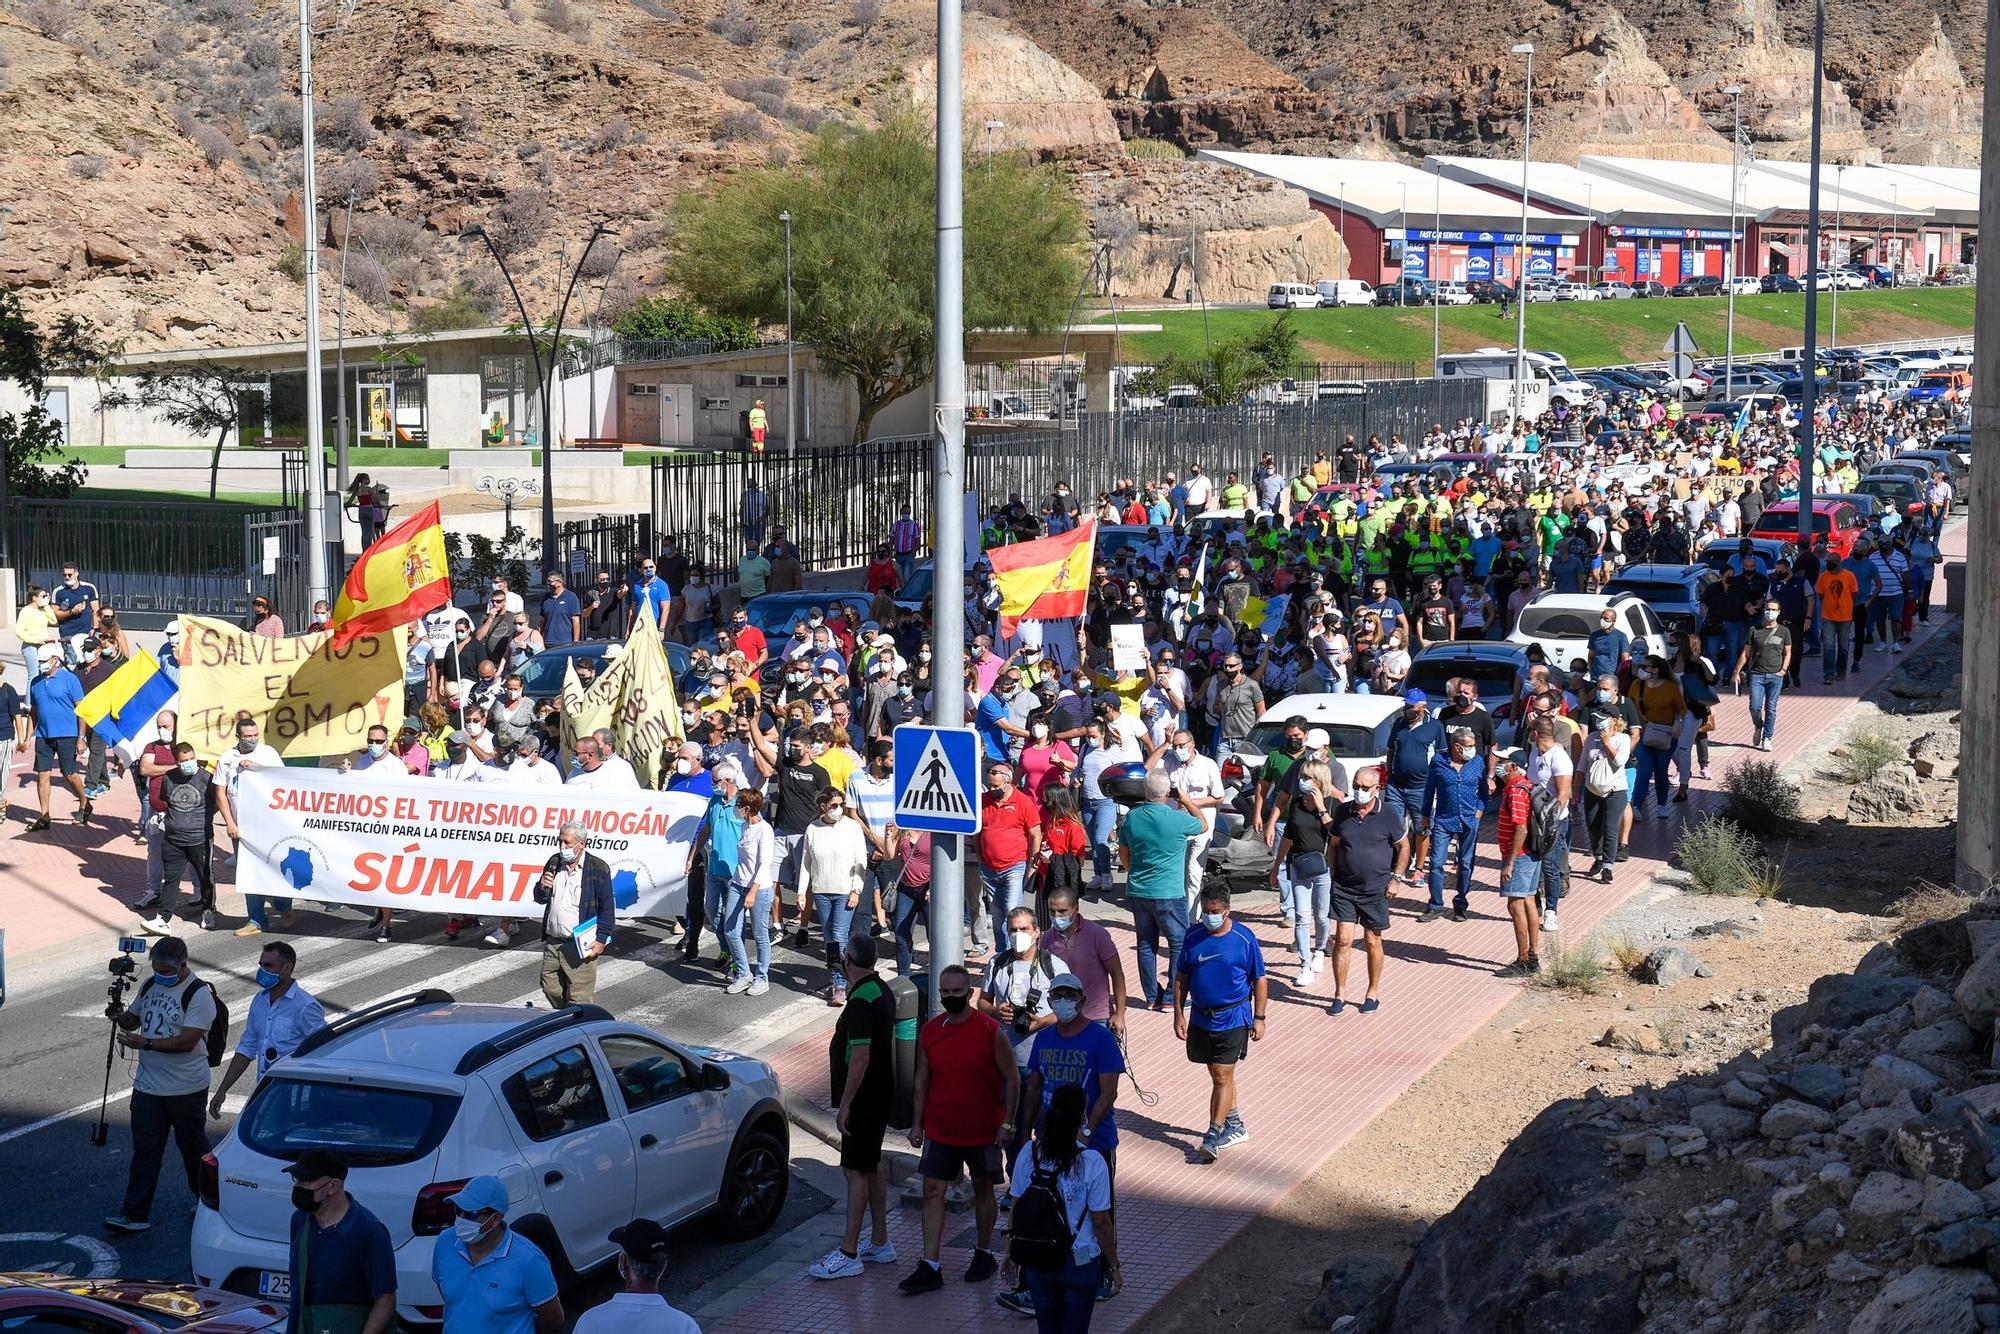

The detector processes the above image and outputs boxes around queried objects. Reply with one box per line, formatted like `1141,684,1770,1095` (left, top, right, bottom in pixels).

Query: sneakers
965,1249,999,1283
1219,1113,1248,1148
1541,908,1560,933
725,975,754,995
482,927,512,948
997,1286,1037,1315
747,978,770,997
103,1215,150,1234
1450,906,1468,923
1496,958,1534,979
444,918,462,939
1297,960,1318,987
1359,997,1380,1014
139,913,173,935
1656,806,1672,822
1196,1126,1222,1163
374,922,393,944
829,985,848,1009
199,910,219,932
1891,642,1903,655
857,1238,897,1265
1417,907,1444,924
134,892,160,910
234,922,264,938
1281,912,1296,929
808,1248,865,1281
898,1261,945,1295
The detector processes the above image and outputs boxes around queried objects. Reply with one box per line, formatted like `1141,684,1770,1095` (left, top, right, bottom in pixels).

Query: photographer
209,942,326,1121
980,905,1059,1175
105,935,216,1234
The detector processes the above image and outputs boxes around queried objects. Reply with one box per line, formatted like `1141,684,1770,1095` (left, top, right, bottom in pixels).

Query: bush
24,2,80,41
611,295,758,350
1531,936,1607,993
486,189,550,258
715,108,768,143
669,64,706,81
192,122,235,168
1674,816,1761,896
1605,934,1649,977
1721,758,1802,837
1124,138,1185,160
320,95,374,151
721,76,788,100
198,0,255,20
1892,881,1976,935
319,157,381,202
263,97,304,146
706,7,758,45
848,0,879,37
629,0,678,16
590,118,631,154
410,284,497,332
277,242,307,282
780,20,813,50
354,214,427,260
541,0,591,39
1839,724,1906,785
66,154,109,179
243,34,280,69
577,239,620,278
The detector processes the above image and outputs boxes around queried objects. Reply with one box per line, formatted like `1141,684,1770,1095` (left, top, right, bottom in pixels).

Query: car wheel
716,1128,789,1240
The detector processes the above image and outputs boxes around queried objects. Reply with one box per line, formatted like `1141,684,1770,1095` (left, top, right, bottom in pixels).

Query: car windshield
1405,658,1516,704
520,646,601,697
1242,719,1377,759
240,1078,459,1168
1604,580,1690,606
1517,608,1600,639
1758,512,1832,535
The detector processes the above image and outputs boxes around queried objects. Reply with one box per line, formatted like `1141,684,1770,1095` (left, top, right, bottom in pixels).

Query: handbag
1641,721,1676,751
1585,753,1620,797
296,1218,373,1334
1288,850,1330,880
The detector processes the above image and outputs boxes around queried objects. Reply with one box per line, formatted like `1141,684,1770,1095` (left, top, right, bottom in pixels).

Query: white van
1314,279,1375,307
1435,348,1594,407
1268,283,1320,309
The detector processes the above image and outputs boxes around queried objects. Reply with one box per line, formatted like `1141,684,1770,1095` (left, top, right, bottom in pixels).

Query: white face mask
467,724,486,738
674,758,693,775
453,1215,487,1245
1011,930,1035,955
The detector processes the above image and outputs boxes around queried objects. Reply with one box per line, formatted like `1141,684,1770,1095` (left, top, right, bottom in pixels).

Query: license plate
258,1271,291,1300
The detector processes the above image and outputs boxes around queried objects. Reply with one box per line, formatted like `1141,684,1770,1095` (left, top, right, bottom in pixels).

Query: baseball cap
447,1175,510,1215
609,1217,670,1261
1305,727,1330,749
448,729,470,745
1403,688,1428,706
1047,971,1084,995
285,1148,350,1182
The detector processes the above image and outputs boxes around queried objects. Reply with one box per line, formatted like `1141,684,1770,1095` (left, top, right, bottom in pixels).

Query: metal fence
7,498,306,629
648,380,1488,571
553,513,656,581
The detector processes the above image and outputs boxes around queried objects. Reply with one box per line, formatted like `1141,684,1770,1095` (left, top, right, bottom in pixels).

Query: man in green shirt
1119,771,1205,1010
737,543,771,602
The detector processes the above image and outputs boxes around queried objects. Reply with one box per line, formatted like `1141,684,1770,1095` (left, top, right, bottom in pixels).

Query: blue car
740,590,875,639
1603,563,1718,635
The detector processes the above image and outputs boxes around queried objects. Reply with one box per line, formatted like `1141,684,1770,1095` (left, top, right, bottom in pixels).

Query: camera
1015,984,1044,1037
106,938,146,1024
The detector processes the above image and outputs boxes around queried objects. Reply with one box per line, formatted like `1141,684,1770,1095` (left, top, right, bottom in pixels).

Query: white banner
236,767,702,922
1109,623,1149,673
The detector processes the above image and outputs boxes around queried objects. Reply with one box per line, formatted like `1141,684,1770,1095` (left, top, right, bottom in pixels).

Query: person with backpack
1003,1083,1121,1331
1492,748,1545,977
981,907,1061,1171
139,741,218,935
106,934,221,1233
1522,717,1576,933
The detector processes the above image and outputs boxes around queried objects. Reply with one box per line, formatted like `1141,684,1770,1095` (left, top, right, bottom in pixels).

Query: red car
0,1272,284,1331
1749,499,1865,559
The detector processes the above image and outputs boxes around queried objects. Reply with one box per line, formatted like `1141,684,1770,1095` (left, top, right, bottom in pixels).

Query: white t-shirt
572,1291,700,1334
214,742,283,807
436,757,500,783
1526,741,1574,794
1161,751,1224,833
507,756,564,787
568,763,639,791
982,951,1059,1067
132,972,218,1097
1006,1144,1111,1266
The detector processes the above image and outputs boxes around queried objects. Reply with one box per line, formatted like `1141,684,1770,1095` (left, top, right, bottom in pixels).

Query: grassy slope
1090,288,1975,367
59,445,456,468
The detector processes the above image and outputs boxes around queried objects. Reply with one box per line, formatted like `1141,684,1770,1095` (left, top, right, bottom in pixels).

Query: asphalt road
0,905,845,1324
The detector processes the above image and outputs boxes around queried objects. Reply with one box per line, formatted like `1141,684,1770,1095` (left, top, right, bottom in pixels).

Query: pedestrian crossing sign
892,724,983,835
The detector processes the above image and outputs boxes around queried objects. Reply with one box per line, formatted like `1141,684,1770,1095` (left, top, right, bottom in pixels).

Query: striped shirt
846,769,896,841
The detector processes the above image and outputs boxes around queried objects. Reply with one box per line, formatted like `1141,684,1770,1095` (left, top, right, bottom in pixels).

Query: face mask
920,650,933,662
1052,914,1074,932
1202,911,1226,932
453,1215,487,1245
178,758,198,775
898,685,914,699
468,724,486,738
366,742,386,758
1011,930,1035,955
291,1184,322,1213
559,847,579,865
1172,745,1191,762
1763,609,1779,622
823,808,844,823
153,966,178,983
809,615,824,627
237,738,257,753
1032,724,1049,740
940,993,970,1015
1354,788,1378,806
34,595,47,607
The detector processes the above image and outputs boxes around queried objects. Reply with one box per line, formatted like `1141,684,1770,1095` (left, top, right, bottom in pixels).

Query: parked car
1432,281,1476,306
1704,368,1788,400
1551,281,1598,301
1905,370,1972,404
1593,280,1635,300
1403,640,1532,733
1927,432,1973,474
1374,277,1434,306
1467,279,1516,304
1371,461,1457,491
1268,283,1320,309
520,640,695,702
1722,274,1761,295
1698,536,1797,577
191,995,791,1325
1760,273,1803,294
1630,280,1670,298
1893,448,1966,486
1522,278,1562,304
0,1274,285,1330
1669,275,1724,297
1749,500,1865,559
1506,592,1671,674
1854,263,1898,287
739,590,875,640
1855,473,1929,524
1315,278,1375,307
1601,564,1719,636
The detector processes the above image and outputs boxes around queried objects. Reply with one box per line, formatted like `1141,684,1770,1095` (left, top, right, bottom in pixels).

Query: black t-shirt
830,974,897,1120
773,759,831,834
1575,696,1643,736
1415,598,1454,642
1435,703,1496,753
1330,801,1406,893
1282,802,1331,858
1746,624,1792,674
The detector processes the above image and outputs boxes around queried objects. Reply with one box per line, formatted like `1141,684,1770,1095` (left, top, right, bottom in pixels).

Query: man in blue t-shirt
1175,887,1267,1163
539,573,581,647
1023,972,1124,1165
27,654,87,829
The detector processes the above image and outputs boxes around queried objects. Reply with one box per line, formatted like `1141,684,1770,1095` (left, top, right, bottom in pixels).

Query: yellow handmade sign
177,615,407,762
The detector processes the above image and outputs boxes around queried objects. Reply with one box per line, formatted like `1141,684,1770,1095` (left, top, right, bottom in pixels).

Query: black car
1467,279,1516,304
1761,273,1804,293
1603,563,1720,636
1670,275,1724,297
1374,277,1434,306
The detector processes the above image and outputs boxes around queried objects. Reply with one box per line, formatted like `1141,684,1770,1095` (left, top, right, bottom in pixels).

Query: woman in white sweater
726,790,775,997
798,791,871,1006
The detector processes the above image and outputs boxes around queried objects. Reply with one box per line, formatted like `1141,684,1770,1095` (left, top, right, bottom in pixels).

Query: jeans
1746,673,1783,744
1426,821,1478,912
812,892,857,973
1539,821,1570,912
1633,741,1672,814
722,883,770,982
980,861,1026,953
159,838,216,915
1673,714,1710,787
1383,780,1428,836
1584,788,1626,867
1873,593,1906,641
1082,799,1119,885
893,889,927,976
1129,895,1188,1006
1292,867,1332,958
85,731,110,790
1821,619,1854,679
21,642,42,680
121,1090,211,1222
1024,1256,1103,1334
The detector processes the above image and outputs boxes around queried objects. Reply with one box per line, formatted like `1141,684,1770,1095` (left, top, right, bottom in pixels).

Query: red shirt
864,560,902,595
731,624,768,662
919,1010,1007,1146
1043,813,1087,858
142,740,178,812
978,787,1042,871
1495,774,1532,854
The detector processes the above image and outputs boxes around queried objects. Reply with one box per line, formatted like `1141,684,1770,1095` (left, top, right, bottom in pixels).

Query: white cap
1305,727,1330,748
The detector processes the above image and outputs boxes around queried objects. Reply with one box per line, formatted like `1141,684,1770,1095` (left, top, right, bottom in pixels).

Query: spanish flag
330,499,451,647
988,518,1096,637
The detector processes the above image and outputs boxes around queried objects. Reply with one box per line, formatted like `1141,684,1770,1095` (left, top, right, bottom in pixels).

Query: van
1268,283,1320,309
1314,279,1374,307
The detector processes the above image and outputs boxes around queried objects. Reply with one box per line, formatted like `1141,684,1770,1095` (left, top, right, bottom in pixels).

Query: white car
1723,275,1761,295
1225,693,1405,797
1506,591,1672,673
1524,280,1562,303
1553,282,1600,302
1594,281,1635,300
192,995,791,1324
1432,281,1476,306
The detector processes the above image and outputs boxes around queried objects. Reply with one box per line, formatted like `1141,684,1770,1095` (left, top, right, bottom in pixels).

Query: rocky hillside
0,0,1980,350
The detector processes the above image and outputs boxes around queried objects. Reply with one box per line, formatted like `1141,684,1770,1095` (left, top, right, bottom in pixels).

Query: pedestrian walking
1270,756,1335,984
138,741,219,934
1175,886,1267,1163
430,1176,563,1333
1419,728,1486,922
1627,655,1684,825
1734,599,1792,751
104,935,216,1234
902,963,1021,1295
27,651,89,828
1002,1083,1121,1332
978,762,1043,960
208,940,326,1119
575,1218,700,1332
533,821,616,1009
51,561,99,662
15,582,55,680
723,790,775,996
1118,770,1202,1007
1815,556,1858,684
1039,888,1128,1032
218,717,289,935
279,1149,397,1334
981,906,1060,1175
684,762,746,967
1580,713,1631,883
1493,748,1544,976
1523,718,1575,930
1326,767,1407,1013
799,789,870,1005
808,936,900,1282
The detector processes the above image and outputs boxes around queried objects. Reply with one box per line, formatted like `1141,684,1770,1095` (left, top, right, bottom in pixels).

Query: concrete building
1756,161,1977,279
1194,150,1589,287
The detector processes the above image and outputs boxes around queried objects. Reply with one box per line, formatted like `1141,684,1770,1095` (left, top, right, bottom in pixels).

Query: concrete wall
6,376,214,448
615,347,852,449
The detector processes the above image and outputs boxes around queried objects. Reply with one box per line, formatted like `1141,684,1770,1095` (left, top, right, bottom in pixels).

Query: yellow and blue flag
76,648,179,762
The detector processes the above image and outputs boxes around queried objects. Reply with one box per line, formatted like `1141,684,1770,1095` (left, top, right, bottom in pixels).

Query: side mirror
702,1063,731,1092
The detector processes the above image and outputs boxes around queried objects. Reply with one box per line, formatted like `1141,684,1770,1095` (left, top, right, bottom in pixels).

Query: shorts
1186,1024,1252,1066
840,1114,889,1173
1330,884,1391,933
919,1139,1004,1183
34,735,79,776
1502,853,1543,899
775,831,806,886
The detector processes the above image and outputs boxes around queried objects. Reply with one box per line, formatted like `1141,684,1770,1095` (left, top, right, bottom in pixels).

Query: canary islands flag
77,648,178,762
987,518,1096,637
331,499,451,647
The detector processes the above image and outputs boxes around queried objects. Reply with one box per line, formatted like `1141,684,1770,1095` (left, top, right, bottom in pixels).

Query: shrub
1124,138,1185,160
541,0,591,39
320,95,374,150
410,284,497,332
263,97,304,146
1892,880,1976,935
970,0,1009,14
342,251,391,305
243,34,280,69
1531,936,1607,993
277,242,307,282
154,29,186,58
354,214,427,260
668,64,706,81
577,239,620,278
780,20,813,50
486,189,550,258
1838,724,1906,785
611,295,759,349
591,118,631,154
1721,758,1802,837
629,0,678,16
192,122,235,168
706,6,758,45
66,154,109,179
319,157,381,202
715,108,768,143
1674,816,1760,896
25,2,80,41
1606,935,1649,977
198,0,255,20
848,0,879,38
515,140,544,159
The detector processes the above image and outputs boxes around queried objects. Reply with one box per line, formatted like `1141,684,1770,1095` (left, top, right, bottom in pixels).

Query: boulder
1803,974,1925,1033
1847,1171,1923,1240
1775,1063,1849,1109
1894,1096,2000,1187
1862,1053,1948,1109
1599,1022,1665,1055
1690,1102,1758,1143
1848,761,1927,822
1308,1254,1402,1332
1920,1218,2000,1264
1913,985,1962,1028
1919,1177,1985,1228
1828,1252,1885,1283
1955,943,2000,1025
1910,729,1961,780
1761,1099,1836,1139
1636,945,1705,985
1849,1264,1994,1334
1723,1078,1765,1110
1899,1019,1979,1058
1839,1097,1923,1151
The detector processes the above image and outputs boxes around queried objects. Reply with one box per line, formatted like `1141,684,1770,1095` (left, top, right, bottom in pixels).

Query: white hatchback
191,994,790,1325
1506,591,1672,673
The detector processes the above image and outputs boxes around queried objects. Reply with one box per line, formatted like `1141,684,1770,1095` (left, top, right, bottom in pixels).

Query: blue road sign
892,725,983,835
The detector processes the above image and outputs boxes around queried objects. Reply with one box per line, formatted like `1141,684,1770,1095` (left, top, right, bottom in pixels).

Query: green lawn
1090,287,1975,369
64,444,456,469
74,486,288,508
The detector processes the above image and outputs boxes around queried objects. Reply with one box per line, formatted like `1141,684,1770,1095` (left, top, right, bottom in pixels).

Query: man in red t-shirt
133,709,181,910
975,762,1041,960
723,607,767,667
1492,747,1542,977
902,963,1020,1296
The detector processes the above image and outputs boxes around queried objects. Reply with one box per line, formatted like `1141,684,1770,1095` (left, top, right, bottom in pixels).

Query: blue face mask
367,742,386,758
177,758,198,775
153,966,178,984
255,967,283,990
1202,911,1226,932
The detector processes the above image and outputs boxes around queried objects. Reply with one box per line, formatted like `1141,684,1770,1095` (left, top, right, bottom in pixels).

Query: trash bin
886,972,922,1131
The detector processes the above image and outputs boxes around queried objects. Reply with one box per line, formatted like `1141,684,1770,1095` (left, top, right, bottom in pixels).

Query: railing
553,513,656,581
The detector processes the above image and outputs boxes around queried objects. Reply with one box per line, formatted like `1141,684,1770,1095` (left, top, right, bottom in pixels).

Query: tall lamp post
463,219,616,573
295,0,330,607
1831,162,1844,347
1889,184,1900,283
779,209,796,467
1725,84,1742,403
1797,0,1826,551
1510,41,1534,425
1397,182,1409,306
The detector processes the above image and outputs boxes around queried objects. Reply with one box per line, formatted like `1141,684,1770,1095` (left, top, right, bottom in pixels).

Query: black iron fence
7,497,306,629
553,513,656,581
648,381,1487,571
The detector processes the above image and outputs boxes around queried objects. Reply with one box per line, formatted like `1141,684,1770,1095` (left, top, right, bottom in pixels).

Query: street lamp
1831,162,1844,347
1398,181,1409,305
1725,84,1742,403
779,209,795,468
1335,180,1346,280
1511,41,1534,425
1796,0,1826,549
1890,183,1900,283
462,218,616,574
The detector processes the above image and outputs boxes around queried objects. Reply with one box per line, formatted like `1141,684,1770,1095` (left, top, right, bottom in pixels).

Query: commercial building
1755,161,1976,278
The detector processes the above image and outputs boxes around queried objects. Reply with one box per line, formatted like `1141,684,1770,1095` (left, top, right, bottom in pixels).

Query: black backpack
138,975,230,1069
1524,784,1566,857
1008,1147,1083,1270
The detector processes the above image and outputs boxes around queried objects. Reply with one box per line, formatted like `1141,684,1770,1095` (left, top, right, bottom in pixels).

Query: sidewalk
707,533,1965,1332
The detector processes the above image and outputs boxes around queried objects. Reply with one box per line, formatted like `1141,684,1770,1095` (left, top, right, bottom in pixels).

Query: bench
247,435,305,451
569,438,629,451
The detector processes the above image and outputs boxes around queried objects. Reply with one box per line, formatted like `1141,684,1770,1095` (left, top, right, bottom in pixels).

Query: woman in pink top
891,824,932,977
1014,720,1076,802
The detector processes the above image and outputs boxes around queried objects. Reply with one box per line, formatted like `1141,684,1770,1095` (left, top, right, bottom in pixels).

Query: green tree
102,363,258,500
1157,313,1301,406
665,116,1088,441
612,296,758,351
0,291,97,498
